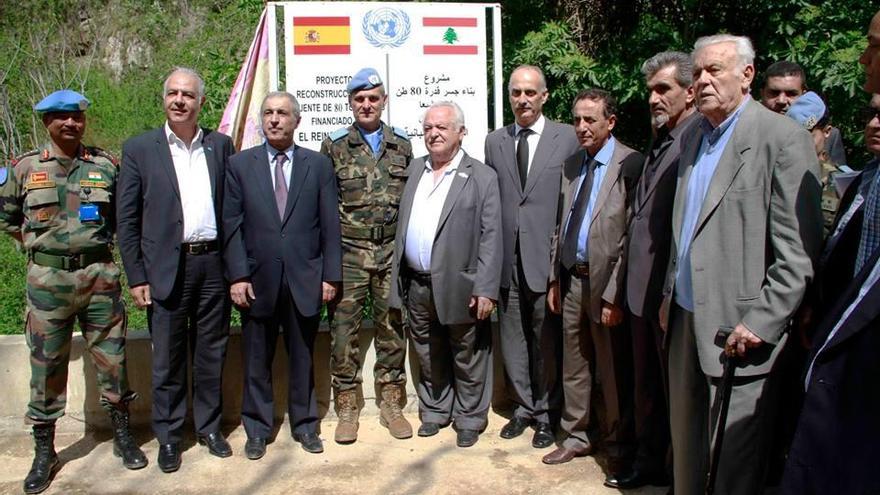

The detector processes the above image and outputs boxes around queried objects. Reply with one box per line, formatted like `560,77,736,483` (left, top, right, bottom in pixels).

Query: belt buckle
66,255,81,271
370,226,383,243
188,243,206,255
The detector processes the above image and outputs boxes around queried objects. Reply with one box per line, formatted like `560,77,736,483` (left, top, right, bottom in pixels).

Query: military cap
785,91,826,131
347,68,383,93
34,89,90,113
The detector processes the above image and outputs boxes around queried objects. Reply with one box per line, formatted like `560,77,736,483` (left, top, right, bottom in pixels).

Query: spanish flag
294,17,351,54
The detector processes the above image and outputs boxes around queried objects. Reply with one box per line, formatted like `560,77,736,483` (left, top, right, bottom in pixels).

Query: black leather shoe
604,469,669,489
244,437,266,460
531,422,554,448
417,422,440,437
456,429,479,448
157,443,181,473
292,432,324,454
499,417,532,439
197,431,232,458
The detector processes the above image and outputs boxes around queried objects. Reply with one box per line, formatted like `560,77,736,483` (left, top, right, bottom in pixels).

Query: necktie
274,152,288,218
855,170,880,274
561,158,596,269
516,128,531,190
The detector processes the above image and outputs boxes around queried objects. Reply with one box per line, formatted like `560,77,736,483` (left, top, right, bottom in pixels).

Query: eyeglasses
861,106,880,124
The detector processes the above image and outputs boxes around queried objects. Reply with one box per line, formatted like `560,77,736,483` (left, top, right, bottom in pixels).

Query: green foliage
0,236,26,335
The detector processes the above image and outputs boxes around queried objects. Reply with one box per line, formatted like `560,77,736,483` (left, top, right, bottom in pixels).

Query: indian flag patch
88,171,102,180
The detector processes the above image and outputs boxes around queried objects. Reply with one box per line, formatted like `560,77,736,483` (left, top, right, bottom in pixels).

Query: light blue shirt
674,97,749,311
564,136,616,263
358,126,382,156
266,143,293,189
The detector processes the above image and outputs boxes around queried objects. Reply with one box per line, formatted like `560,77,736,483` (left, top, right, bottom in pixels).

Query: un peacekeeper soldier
320,67,413,443
0,90,146,494
785,91,842,236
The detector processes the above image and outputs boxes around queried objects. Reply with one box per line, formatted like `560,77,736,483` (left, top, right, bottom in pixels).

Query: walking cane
706,327,737,495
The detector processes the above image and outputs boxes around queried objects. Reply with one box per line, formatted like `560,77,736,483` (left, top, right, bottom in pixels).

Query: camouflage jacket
0,144,117,255
819,159,841,236
320,122,412,250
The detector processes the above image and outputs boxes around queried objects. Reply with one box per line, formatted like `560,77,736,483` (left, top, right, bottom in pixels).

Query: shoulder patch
89,147,119,167
329,127,349,142
392,127,409,140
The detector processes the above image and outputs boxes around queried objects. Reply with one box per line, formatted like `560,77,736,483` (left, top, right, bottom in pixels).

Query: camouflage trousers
24,261,132,424
330,260,407,392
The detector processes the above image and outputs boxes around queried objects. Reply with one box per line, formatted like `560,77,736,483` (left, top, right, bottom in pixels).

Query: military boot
23,424,58,494
109,407,148,469
379,384,413,439
334,389,360,444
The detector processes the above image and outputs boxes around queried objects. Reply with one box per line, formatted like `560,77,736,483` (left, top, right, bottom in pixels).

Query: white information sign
274,1,502,161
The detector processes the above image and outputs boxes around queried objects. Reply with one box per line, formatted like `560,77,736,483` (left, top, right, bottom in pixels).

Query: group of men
0,9,878,495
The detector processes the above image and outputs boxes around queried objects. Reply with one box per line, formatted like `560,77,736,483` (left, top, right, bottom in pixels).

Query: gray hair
693,34,755,70
641,51,693,87
508,65,548,92
424,100,466,130
261,91,301,120
163,67,205,99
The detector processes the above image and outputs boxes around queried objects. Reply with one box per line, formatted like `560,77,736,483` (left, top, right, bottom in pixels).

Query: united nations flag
362,8,411,48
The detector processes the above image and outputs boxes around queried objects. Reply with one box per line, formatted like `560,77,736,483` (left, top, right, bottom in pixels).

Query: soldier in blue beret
321,67,414,443
785,91,842,234
0,89,146,494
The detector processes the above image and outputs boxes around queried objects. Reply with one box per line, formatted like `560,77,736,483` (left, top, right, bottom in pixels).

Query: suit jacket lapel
155,128,181,200
523,123,556,199
499,125,521,196
821,249,880,354
201,130,219,201
671,122,705,247
436,155,473,235
694,102,756,235
282,145,310,225
589,146,623,226
254,145,280,225
397,158,424,249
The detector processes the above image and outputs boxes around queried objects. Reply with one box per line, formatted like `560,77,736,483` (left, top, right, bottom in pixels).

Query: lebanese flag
422,17,479,55
293,16,351,54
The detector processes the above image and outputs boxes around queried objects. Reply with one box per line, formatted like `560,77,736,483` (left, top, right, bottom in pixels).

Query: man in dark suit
658,35,822,495
117,67,235,472
605,51,698,490
781,92,880,495
545,88,644,465
389,101,502,448
483,65,579,448
223,91,342,459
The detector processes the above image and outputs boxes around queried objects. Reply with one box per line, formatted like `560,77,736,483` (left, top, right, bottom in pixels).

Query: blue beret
785,91,826,130
34,89,90,113
347,68,383,93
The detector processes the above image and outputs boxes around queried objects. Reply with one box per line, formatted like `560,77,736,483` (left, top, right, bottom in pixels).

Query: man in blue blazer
223,91,342,459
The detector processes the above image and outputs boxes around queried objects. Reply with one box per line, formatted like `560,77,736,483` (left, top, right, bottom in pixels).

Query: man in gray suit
658,34,822,495
483,65,579,448
605,51,698,490
544,89,644,465
389,101,502,448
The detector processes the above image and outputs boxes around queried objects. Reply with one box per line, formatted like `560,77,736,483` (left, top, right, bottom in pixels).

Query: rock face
102,34,152,80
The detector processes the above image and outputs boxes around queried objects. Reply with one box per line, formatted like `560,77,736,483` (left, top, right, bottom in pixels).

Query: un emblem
362,8,411,48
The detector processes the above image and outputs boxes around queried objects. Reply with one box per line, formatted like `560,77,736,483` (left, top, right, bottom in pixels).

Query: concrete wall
0,323,511,430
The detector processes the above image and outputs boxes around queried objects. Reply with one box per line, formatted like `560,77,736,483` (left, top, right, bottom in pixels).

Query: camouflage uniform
320,123,411,393
819,160,841,237
0,145,133,424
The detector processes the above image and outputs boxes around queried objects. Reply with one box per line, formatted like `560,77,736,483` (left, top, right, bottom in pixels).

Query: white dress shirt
165,123,216,242
514,114,545,174
265,143,294,189
404,149,465,272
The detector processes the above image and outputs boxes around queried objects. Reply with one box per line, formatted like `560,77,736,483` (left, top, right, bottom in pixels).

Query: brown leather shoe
541,444,592,465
